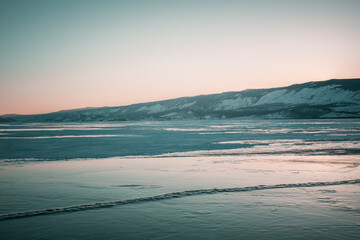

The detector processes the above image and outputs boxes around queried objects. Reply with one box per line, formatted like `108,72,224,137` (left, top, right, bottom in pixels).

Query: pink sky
1,0,359,115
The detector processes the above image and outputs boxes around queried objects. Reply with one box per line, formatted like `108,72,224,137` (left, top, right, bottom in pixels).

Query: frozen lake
0,119,360,239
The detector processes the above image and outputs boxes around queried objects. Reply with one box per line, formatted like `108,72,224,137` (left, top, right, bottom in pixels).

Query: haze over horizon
1,0,360,115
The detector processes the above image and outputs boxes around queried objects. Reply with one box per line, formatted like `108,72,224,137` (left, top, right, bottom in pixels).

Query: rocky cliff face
1,79,360,122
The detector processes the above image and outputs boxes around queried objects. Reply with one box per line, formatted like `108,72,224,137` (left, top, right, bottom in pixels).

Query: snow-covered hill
1,78,360,122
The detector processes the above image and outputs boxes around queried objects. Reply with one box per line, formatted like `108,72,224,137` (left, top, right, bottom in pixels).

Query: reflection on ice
155,139,359,157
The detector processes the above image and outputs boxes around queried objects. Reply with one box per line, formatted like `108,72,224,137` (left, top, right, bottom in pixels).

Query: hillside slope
1,78,359,122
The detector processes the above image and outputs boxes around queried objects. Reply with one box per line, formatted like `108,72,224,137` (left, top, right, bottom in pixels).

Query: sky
0,0,360,115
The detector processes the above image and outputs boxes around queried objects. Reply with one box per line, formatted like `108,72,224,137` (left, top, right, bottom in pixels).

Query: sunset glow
1,0,359,115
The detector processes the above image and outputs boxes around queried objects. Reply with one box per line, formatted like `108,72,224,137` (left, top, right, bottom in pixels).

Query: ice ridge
1,179,359,221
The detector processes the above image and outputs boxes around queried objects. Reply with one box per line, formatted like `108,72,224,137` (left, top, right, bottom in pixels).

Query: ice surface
0,120,359,239
1,178,359,221
0,134,138,139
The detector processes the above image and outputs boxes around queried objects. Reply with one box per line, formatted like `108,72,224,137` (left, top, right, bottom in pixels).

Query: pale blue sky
1,0,359,114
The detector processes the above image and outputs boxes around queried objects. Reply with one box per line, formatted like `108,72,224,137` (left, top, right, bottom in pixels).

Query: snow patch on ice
0,134,139,139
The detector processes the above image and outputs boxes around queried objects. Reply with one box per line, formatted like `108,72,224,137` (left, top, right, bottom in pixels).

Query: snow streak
1,179,359,221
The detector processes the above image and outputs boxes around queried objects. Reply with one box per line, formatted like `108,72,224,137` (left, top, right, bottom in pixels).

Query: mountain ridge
1,78,360,122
